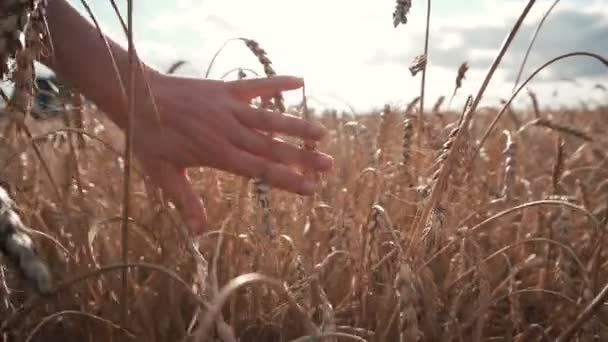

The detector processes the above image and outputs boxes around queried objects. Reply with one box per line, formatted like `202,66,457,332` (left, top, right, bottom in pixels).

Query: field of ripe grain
1,1,608,341
0,97,607,341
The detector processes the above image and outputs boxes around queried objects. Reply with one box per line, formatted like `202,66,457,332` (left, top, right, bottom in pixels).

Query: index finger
226,76,304,101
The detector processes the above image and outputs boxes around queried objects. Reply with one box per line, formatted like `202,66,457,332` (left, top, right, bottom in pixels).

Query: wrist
100,62,163,129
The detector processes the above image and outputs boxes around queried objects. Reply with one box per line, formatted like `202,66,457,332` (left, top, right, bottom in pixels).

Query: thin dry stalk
220,67,260,80
532,118,594,142
197,273,319,341
419,0,432,123
556,280,608,342
204,37,242,78
478,51,608,149
118,0,136,326
24,310,135,342
551,135,565,195
512,0,561,91
76,0,128,101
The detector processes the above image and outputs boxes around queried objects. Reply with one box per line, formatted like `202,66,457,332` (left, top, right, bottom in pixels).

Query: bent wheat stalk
0,262,209,332
512,0,561,92
25,310,135,342
204,37,243,78
423,199,601,268
419,0,432,122
557,280,608,342
478,51,608,149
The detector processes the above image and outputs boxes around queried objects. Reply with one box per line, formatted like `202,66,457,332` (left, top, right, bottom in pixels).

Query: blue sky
65,0,607,113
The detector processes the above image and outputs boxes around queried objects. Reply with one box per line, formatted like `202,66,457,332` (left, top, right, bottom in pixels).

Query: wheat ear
241,38,286,237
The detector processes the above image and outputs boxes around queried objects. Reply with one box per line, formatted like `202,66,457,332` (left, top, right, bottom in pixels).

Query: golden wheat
0,1,607,341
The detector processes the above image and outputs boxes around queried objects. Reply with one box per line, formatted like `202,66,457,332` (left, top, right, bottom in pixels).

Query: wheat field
0,93,607,341
1,1,608,341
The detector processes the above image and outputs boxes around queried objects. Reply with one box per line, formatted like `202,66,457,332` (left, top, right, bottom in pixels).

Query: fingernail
316,153,334,170
302,180,317,195
310,123,326,139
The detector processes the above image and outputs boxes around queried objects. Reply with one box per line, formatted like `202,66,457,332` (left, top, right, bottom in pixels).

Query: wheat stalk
551,135,565,195
531,117,594,142
512,0,561,92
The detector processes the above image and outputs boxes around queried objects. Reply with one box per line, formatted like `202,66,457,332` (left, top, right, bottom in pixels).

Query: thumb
139,156,208,235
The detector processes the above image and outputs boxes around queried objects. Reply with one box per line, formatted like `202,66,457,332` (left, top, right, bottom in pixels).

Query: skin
42,0,334,234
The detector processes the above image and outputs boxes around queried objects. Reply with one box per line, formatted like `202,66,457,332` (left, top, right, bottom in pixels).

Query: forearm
43,0,156,128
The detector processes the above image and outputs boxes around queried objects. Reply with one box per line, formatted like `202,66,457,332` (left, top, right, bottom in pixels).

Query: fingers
139,156,208,234
224,147,319,196
226,76,303,101
230,127,333,173
233,104,326,141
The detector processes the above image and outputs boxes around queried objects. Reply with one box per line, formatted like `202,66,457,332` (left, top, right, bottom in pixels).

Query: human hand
42,0,333,234
129,71,333,234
